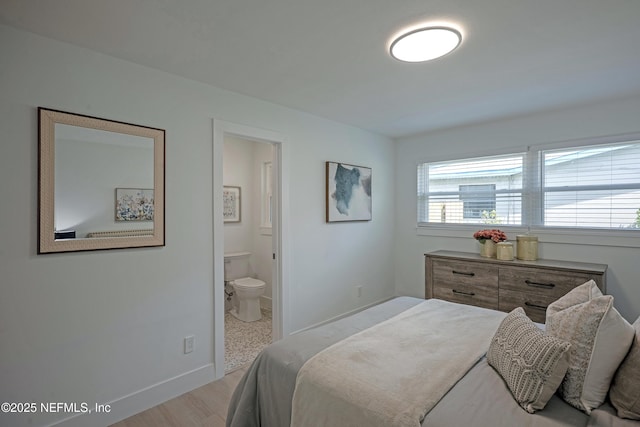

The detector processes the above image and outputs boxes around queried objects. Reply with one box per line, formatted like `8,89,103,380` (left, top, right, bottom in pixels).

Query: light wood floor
110,367,247,427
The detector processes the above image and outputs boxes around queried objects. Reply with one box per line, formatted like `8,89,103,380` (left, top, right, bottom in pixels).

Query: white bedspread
290,299,507,427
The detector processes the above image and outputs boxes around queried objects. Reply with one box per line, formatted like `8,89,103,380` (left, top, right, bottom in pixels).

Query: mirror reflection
38,108,165,253
54,124,155,238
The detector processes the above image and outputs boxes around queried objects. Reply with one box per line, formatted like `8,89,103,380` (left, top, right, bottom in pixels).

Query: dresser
425,250,607,323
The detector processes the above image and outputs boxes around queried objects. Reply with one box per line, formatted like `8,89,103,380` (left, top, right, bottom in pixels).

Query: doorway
212,119,290,379
222,136,272,372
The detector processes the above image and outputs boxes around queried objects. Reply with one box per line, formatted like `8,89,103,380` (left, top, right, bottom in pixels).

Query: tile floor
224,308,272,373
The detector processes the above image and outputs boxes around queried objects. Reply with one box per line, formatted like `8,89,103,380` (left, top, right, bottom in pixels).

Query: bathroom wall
223,136,254,255
251,142,275,309
223,135,273,309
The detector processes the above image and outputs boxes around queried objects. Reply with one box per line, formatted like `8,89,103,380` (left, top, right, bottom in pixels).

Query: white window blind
541,142,640,229
417,139,640,231
418,154,524,225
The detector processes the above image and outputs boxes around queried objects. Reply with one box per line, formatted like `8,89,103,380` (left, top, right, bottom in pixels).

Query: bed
227,291,640,427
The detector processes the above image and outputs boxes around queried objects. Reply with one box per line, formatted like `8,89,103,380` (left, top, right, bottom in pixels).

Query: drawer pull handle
452,270,475,277
525,280,555,289
452,289,476,297
525,302,548,311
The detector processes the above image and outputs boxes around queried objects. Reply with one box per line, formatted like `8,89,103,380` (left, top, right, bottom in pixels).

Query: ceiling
2,0,640,139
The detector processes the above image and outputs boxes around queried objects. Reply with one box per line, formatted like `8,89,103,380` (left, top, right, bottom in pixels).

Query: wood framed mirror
38,108,165,253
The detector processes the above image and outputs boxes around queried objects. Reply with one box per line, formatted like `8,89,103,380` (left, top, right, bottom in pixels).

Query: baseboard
260,295,272,311
52,364,216,427
291,296,394,335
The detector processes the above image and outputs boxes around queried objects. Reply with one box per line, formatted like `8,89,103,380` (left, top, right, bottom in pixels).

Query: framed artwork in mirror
115,188,154,221
223,186,241,223
38,107,165,253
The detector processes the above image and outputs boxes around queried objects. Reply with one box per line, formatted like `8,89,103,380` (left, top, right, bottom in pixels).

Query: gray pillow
545,280,602,319
546,283,634,414
609,317,640,420
487,307,571,413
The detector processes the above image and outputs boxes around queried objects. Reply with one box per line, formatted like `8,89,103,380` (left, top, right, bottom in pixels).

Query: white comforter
290,299,507,427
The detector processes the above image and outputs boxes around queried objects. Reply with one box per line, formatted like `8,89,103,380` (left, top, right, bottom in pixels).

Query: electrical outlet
356,286,363,298
184,335,195,354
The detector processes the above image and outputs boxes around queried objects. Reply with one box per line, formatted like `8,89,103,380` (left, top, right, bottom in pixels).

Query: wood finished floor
110,366,247,427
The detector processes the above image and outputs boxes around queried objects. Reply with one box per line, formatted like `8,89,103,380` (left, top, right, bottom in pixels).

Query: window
261,161,273,229
541,143,640,229
418,139,640,231
460,184,496,219
418,154,523,225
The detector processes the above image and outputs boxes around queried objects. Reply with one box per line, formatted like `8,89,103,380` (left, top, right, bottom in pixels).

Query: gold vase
479,240,497,258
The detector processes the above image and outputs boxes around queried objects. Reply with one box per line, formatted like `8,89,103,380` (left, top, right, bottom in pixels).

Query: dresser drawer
432,259,499,310
434,284,499,310
432,259,499,288
499,289,553,323
499,267,594,300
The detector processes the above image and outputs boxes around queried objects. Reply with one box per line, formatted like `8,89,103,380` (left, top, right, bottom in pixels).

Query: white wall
0,25,395,427
223,136,255,255
251,141,275,307
395,95,640,322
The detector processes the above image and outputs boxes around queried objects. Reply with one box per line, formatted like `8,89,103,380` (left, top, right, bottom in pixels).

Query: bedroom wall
394,94,640,323
0,24,396,427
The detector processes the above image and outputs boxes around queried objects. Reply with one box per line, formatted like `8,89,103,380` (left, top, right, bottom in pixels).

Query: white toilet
224,252,266,322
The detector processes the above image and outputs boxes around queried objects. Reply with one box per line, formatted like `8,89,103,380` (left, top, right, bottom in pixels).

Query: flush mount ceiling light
390,26,462,62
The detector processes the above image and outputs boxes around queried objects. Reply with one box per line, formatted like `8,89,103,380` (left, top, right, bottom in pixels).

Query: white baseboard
52,364,216,427
291,296,394,335
260,295,272,311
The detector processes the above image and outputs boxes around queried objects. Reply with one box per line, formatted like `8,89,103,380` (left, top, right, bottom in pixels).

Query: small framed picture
115,188,154,221
223,186,241,223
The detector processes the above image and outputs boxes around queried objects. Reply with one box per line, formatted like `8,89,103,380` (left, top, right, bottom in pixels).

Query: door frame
212,119,291,379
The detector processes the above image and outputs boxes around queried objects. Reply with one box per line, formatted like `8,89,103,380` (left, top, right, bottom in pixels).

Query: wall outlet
184,335,195,354
356,286,363,298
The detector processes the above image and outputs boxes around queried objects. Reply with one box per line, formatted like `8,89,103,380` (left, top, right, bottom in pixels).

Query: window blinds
418,154,524,225
417,140,640,230
541,143,640,229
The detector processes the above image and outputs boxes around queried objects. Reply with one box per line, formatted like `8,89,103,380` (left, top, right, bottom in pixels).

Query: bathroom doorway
222,136,273,372
212,120,290,379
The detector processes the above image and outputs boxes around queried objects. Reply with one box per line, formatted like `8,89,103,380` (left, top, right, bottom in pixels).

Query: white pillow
546,281,634,413
609,317,640,420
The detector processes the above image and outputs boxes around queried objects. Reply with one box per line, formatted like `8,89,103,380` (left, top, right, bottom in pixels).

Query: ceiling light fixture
390,26,462,62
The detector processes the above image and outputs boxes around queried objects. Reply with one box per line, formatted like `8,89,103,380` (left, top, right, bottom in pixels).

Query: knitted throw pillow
487,307,571,413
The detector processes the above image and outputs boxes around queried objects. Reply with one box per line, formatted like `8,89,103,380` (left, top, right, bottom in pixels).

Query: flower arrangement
473,229,507,243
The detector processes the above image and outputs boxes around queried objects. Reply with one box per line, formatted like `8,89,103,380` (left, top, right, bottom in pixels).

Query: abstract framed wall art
223,186,241,223
115,188,154,221
326,161,372,222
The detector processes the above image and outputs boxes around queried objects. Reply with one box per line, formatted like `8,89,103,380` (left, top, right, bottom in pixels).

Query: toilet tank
224,251,252,280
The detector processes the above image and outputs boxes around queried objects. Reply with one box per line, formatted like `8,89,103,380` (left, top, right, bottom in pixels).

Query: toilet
231,277,266,322
224,252,266,322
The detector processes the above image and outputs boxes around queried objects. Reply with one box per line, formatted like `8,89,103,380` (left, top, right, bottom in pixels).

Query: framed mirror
38,108,165,253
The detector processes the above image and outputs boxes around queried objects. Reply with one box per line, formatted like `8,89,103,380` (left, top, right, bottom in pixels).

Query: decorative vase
496,241,514,260
516,235,538,260
479,240,497,258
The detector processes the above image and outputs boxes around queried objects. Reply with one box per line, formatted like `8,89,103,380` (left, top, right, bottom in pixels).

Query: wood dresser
425,250,607,323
